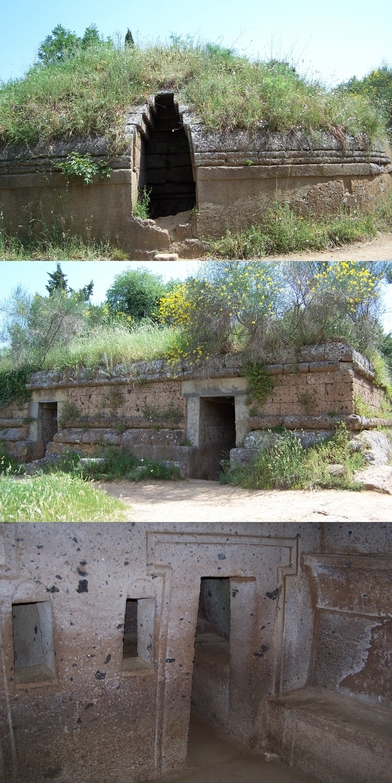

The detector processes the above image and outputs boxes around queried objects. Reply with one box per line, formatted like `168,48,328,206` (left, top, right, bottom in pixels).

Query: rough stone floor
158,711,319,783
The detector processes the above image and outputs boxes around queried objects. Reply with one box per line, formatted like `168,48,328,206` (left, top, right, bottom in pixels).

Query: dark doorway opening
196,396,236,480
144,93,196,218
38,402,58,451
191,577,230,731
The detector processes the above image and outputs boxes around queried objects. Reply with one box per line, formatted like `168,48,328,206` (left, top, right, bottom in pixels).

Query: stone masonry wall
0,400,32,460
0,344,390,471
353,374,385,412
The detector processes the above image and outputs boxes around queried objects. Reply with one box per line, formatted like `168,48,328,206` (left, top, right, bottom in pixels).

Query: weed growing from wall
244,360,274,406
58,152,111,185
142,402,184,429
58,401,82,428
133,187,151,219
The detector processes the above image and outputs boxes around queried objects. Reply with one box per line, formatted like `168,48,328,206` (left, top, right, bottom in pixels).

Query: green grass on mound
0,40,387,149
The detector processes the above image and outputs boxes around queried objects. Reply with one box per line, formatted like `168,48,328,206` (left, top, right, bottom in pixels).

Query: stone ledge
197,162,390,180
25,345,370,389
247,414,392,430
266,687,392,783
0,169,132,188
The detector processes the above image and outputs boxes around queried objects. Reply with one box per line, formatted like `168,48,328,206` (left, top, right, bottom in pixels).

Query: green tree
105,268,167,323
1,287,89,366
37,23,106,67
37,24,80,65
45,263,93,301
340,64,392,129
81,24,102,49
124,29,134,47
1,263,95,368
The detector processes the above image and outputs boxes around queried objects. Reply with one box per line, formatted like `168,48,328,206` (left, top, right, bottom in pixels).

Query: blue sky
1,0,391,85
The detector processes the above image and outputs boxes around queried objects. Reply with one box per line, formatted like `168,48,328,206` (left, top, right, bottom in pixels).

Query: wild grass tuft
43,322,178,371
0,227,126,260
0,473,128,521
221,424,365,490
207,199,391,259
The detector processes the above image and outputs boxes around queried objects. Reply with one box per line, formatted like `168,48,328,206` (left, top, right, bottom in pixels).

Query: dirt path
97,479,392,522
267,233,392,260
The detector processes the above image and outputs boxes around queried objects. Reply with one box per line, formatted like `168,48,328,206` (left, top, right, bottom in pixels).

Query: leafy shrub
133,187,152,219
58,152,111,185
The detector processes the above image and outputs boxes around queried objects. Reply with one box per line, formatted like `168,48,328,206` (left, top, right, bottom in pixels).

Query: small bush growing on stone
221,424,365,490
58,152,111,185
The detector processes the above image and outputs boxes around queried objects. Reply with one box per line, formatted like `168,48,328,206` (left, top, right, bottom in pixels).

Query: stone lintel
181,377,248,397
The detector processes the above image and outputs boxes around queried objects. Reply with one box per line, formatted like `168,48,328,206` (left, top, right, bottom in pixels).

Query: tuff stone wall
0,523,391,783
188,126,392,238
0,138,171,259
1,95,391,256
0,344,390,474
265,550,392,783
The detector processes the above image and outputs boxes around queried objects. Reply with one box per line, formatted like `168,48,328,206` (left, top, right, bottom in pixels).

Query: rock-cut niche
144,93,196,218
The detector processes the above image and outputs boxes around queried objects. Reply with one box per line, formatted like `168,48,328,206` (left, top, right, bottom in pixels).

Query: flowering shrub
158,261,390,378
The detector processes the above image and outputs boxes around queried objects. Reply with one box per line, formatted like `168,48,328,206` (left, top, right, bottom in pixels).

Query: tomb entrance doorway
144,92,196,218
196,396,236,479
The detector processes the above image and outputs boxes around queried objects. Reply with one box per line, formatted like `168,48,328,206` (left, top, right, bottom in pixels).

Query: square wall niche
12,601,57,687
122,597,155,676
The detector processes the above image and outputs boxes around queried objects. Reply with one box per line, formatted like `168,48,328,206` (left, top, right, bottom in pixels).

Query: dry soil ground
98,479,392,522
